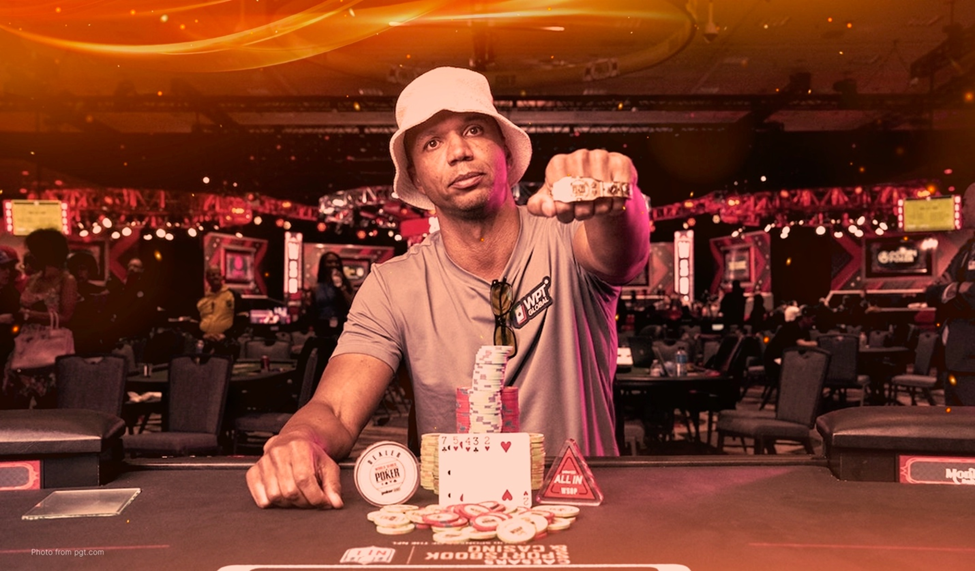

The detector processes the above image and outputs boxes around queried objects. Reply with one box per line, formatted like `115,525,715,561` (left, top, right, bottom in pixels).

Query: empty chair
700,338,721,367
889,331,940,405
653,339,690,364
56,355,128,417
123,355,232,457
716,346,831,454
111,343,140,375
274,331,293,344
706,333,743,374
868,329,891,348
232,338,334,453
244,339,292,361
816,333,871,405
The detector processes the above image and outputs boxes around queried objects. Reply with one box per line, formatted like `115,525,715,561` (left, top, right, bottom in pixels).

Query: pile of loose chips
366,502,581,544
419,432,545,494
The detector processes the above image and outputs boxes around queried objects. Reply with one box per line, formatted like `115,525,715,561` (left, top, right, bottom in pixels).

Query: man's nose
445,133,473,163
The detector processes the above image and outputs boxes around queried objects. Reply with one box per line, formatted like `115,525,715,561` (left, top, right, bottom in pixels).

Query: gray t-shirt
334,207,621,456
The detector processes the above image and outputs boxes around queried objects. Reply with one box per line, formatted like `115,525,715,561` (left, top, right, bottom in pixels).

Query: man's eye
424,139,440,150
467,125,483,135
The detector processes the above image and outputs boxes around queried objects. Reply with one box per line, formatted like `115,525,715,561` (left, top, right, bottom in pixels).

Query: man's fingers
321,458,345,509
246,465,272,508
571,201,595,221
527,193,557,218
247,436,342,509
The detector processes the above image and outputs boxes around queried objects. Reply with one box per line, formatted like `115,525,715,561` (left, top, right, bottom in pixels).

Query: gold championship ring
551,176,632,202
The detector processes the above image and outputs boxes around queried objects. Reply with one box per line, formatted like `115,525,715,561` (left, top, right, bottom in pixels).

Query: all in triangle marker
535,438,604,506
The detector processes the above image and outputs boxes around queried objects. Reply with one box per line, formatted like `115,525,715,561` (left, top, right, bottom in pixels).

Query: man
763,305,818,383
247,67,650,509
925,184,975,405
719,280,746,329
109,257,156,342
197,266,239,355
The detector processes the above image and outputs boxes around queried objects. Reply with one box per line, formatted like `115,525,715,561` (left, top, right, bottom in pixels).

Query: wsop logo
899,456,975,485
511,277,552,329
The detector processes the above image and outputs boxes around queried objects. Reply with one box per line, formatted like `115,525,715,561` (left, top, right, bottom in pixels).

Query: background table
1,456,974,571
857,346,911,404
125,359,297,437
615,367,736,447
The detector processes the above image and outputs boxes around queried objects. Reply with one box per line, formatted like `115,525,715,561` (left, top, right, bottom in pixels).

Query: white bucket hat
389,67,533,211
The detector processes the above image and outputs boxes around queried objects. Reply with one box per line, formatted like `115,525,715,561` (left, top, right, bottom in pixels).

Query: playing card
438,433,531,509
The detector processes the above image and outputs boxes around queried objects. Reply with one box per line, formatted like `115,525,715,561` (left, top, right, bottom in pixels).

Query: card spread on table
438,433,531,508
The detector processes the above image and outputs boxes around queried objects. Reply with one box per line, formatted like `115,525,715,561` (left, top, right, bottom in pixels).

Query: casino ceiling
1,0,975,209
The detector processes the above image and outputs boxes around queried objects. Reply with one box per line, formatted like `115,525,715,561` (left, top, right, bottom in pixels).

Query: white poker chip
371,512,410,528
466,529,497,540
472,513,510,531
547,517,573,531
496,517,537,544
432,530,469,544
381,504,419,513
540,504,581,518
518,513,549,534
353,441,420,507
376,523,415,535
422,512,461,525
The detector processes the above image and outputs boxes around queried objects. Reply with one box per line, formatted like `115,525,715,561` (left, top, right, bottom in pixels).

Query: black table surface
2,456,973,571
615,366,731,389
125,359,297,390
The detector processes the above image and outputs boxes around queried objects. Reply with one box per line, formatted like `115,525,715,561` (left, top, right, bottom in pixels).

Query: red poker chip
458,504,492,520
477,500,505,511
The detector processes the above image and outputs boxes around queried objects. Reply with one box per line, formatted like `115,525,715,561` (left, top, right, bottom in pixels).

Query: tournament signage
865,237,933,278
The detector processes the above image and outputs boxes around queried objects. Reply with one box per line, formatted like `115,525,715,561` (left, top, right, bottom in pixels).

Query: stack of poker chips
419,432,546,493
456,346,519,433
419,433,440,493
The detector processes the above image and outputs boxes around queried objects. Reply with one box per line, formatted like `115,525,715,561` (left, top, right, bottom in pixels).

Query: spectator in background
812,297,836,333
67,251,111,355
0,247,21,373
311,252,355,338
763,305,818,385
3,229,78,409
747,292,767,332
197,266,241,356
108,257,157,352
719,280,746,328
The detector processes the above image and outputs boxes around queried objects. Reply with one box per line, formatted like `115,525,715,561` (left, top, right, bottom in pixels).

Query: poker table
3,455,972,571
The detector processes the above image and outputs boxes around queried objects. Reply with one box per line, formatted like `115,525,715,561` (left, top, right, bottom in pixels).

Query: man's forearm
579,192,651,284
276,401,359,461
